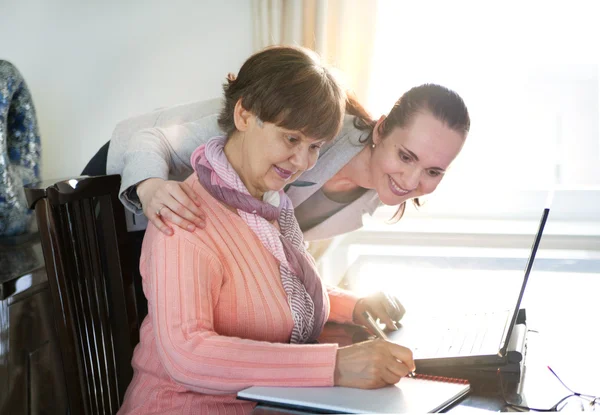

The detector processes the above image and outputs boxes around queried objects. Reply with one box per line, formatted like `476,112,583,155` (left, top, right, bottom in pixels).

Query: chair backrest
25,175,139,415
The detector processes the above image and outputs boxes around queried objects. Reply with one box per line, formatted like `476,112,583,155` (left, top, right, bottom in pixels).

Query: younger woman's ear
373,115,386,145
233,98,253,132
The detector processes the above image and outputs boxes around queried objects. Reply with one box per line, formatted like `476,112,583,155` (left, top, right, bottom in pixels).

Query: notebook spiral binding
414,373,470,385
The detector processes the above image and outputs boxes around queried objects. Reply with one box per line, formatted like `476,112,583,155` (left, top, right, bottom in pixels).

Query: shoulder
144,118,222,142
181,174,251,251
125,118,222,157
140,176,224,255
111,98,223,143
153,98,223,126
321,114,370,154
141,221,224,282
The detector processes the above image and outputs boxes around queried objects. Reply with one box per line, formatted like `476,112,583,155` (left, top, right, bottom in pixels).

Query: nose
401,166,420,191
289,145,314,172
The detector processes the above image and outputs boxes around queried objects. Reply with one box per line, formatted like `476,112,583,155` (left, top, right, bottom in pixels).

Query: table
251,271,600,414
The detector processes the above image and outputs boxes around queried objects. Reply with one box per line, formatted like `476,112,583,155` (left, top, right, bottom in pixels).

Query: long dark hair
346,84,470,222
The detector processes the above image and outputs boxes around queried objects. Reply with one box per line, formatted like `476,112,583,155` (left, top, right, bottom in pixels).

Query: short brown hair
218,45,346,141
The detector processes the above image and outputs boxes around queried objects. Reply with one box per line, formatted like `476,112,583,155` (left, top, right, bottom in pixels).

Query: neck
223,132,264,200
336,145,374,189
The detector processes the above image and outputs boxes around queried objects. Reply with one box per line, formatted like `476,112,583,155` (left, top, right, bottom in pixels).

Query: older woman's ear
232,98,253,132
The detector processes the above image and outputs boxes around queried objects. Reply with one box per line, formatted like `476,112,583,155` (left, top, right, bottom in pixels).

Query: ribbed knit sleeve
146,230,338,395
326,285,360,324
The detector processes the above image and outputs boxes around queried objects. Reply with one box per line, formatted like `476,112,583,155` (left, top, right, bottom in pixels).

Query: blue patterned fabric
0,60,41,237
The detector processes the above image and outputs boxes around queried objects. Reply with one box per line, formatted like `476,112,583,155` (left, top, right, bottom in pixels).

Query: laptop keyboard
411,311,510,358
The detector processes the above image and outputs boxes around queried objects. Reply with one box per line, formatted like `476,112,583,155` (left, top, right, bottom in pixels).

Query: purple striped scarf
191,137,328,343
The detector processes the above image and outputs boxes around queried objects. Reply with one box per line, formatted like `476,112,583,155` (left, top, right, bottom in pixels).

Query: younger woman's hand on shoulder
334,339,415,389
137,178,206,236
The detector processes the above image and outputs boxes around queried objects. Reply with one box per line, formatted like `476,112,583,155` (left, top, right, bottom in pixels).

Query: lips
273,165,294,180
388,175,410,197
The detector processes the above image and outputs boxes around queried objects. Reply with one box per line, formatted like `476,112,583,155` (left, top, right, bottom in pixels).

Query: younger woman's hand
353,291,406,332
137,178,206,236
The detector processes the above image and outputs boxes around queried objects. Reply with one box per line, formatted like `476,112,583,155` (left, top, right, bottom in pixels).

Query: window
366,1,600,222
318,2,600,289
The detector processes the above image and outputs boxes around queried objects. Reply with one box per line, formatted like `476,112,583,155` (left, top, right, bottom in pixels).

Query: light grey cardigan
107,98,381,241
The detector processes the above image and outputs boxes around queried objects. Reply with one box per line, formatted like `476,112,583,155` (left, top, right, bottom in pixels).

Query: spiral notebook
237,374,470,414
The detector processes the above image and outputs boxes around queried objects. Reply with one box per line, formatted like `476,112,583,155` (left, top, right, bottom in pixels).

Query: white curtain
251,0,378,103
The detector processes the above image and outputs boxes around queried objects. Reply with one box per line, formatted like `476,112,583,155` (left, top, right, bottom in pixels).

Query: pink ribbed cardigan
118,174,359,415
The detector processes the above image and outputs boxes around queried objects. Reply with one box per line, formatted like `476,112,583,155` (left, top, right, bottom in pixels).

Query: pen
362,311,416,378
362,310,388,340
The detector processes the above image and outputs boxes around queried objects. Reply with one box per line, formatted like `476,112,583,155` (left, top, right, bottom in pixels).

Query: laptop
387,207,549,369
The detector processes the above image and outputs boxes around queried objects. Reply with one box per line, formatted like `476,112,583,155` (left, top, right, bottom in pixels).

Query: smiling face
369,111,466,206
225,101,326,199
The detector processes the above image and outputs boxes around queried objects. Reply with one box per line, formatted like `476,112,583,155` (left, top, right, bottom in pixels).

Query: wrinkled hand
353,291,406,332
137,178,206,236
334,339,415,389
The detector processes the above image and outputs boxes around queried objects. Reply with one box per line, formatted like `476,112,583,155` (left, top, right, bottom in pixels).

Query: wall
0,0,253,180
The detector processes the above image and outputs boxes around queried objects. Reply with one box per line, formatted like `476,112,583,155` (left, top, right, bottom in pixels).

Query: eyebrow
284,128,327,144
400,145,446,172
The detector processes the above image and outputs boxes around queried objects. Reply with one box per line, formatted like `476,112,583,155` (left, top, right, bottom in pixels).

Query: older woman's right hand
334,339,415,389
137,178,206,236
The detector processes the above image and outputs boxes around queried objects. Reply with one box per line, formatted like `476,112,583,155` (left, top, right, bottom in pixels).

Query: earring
371,143,375,149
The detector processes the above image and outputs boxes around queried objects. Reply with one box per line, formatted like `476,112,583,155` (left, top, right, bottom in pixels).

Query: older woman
118,46,414,415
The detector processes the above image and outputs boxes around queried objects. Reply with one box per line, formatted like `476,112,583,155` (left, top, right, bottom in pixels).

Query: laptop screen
498,208,550,355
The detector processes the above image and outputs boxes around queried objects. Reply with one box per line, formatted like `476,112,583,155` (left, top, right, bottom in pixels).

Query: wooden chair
25,175,139,415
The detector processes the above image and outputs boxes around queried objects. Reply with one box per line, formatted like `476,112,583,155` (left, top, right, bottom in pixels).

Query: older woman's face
370,111,465,206
235,117,325,198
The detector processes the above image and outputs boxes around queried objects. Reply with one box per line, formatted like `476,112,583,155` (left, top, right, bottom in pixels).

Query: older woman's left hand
353,291,406,332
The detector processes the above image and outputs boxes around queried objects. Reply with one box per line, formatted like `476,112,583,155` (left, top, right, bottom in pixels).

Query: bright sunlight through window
366,1,600,221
